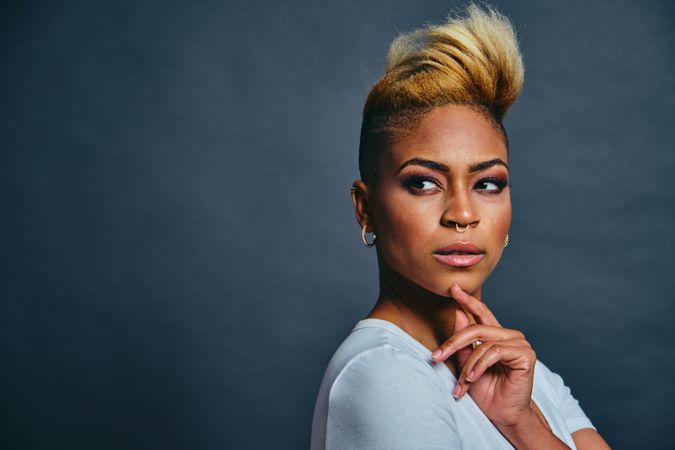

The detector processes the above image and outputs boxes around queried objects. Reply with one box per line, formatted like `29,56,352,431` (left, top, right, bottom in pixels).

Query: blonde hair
358,3,524,183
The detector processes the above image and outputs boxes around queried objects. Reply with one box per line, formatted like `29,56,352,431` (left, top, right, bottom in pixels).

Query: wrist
496,407,541,438
496,408,569,450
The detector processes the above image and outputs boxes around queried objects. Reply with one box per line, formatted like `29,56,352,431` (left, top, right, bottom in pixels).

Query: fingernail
466,370,475,382
452,384,461,398
431,349,442,359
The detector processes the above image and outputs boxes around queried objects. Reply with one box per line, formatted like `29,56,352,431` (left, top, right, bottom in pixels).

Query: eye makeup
401,172,443,193
474,176,509,193
400,170,509,195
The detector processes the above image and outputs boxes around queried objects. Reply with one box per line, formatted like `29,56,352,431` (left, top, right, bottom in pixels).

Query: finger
452,308,475,370
432,325,524,362
458,339,531,384
431,325,525,362
450,284,501,327
456,343,537,398
453,304,472,333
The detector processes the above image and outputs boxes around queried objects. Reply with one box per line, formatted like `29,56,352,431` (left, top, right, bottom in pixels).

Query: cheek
374,194,437,253
495,204,511,234
481,197,511,245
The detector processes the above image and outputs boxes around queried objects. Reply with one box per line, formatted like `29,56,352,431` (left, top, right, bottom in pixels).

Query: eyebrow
396,157,509,174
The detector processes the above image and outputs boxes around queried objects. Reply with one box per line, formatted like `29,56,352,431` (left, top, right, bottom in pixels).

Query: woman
310,4,611,450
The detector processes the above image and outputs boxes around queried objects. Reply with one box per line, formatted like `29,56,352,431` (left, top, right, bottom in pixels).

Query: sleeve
325,345,462,450
536,360,597,433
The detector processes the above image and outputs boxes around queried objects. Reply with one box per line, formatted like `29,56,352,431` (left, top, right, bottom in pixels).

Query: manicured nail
465,370,475,382
452,384,461,398
431,349,442,359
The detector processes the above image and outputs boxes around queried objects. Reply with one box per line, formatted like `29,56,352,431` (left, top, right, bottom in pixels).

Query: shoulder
326,321,445,399
321,319,436,387
331,344,442,401
318,322,462,449
326,346,461,449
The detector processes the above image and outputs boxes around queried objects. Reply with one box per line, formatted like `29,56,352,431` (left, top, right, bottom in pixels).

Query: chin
381,253,491,299
435,267,489,296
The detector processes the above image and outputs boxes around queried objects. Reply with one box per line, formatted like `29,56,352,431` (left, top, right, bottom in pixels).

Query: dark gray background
2,1,673,449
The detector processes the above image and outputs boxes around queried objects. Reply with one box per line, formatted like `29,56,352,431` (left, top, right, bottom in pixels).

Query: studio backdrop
1,1,674,449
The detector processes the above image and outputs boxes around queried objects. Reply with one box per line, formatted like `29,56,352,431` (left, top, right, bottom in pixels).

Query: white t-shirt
311,318,595,450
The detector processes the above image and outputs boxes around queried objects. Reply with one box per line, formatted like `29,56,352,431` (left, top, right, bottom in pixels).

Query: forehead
384,104,508,170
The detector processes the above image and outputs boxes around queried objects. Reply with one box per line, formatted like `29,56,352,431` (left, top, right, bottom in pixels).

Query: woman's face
357,104,511,298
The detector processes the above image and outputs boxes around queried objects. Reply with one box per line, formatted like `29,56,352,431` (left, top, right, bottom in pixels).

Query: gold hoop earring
361,224,376,247
504,233,509,248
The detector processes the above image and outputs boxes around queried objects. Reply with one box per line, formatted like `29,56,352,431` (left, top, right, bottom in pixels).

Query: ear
351,179,375,232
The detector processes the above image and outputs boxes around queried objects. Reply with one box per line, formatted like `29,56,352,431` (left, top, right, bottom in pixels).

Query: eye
475,177,508,193
402,175,442,193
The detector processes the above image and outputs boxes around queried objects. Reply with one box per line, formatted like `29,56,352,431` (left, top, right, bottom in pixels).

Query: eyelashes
475,176,509,192
403,175,441,192
402,174,509,194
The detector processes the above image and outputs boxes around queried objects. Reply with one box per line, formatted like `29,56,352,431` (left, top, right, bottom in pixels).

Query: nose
440,186,480,229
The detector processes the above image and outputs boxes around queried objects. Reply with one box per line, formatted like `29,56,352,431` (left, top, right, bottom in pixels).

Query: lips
433,241,485,268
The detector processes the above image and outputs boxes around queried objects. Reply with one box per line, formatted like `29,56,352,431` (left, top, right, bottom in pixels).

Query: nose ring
456,223,469,233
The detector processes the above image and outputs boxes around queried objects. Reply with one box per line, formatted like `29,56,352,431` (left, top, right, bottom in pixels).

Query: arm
498,406,573,450
572,429,612,450
432,284,606,450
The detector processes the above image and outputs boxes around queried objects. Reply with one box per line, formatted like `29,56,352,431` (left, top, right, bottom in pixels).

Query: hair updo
358,4,525,184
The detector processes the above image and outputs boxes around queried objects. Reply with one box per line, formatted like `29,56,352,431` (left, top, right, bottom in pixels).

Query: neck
366,256,483,353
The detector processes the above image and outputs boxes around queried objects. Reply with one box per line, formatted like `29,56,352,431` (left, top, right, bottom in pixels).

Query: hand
430,283,537,430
